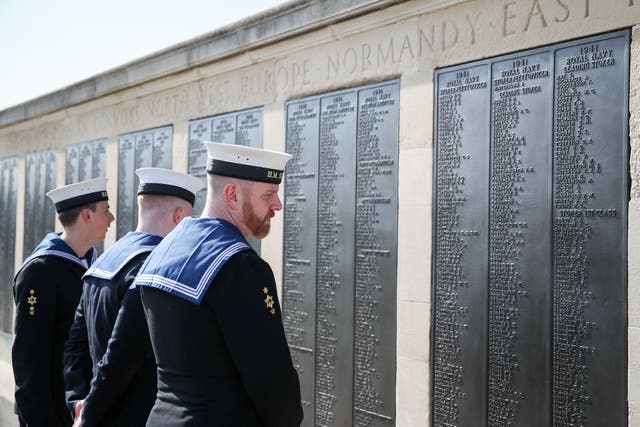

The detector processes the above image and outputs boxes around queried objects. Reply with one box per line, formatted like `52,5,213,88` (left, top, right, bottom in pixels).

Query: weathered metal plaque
23,150,56,259
188,108,263,215
152,127,172,169
490,49,555,426
552,33,628,427
117,127,173,238
212,113,237,145
315,89,357,426
236,110,263,147
66,139,108,252
93,140,107,179
0,157,17,333
283,97,320,426
433,63,490,426
188,118,212,216
66,145,79,184
117,134,136,240
432,30,628,427
283,79,399,426
187,108,263,250
354,82,398,426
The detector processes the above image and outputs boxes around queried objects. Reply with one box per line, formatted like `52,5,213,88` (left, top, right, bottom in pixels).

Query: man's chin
254,225,270,239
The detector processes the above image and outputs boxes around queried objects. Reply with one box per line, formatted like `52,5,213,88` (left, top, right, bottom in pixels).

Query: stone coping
0,0,409,128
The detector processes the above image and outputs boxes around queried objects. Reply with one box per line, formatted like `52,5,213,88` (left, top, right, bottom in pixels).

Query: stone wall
0,0,638,425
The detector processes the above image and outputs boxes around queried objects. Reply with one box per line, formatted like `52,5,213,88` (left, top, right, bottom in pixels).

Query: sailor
135,141,303,426
63,168,203,427
12,178,114,427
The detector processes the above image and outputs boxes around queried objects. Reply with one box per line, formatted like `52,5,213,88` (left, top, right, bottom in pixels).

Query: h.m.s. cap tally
204,141,292,184
136,168,205,206
46,177,109,213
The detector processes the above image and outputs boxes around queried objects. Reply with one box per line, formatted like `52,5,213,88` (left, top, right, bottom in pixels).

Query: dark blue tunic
12,233,97,427
64,232,161,426
136,218,303,426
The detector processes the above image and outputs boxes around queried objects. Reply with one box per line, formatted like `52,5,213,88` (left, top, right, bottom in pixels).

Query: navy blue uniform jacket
12,235,95,427
64,232,160,426
140,250,303,426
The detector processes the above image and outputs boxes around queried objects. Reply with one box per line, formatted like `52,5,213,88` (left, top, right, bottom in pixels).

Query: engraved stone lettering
465,11,482,45
524,0,548,31
554,0,570,22
503,1,517,37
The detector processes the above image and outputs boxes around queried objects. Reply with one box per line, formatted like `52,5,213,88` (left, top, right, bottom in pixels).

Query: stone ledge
0,0,411,128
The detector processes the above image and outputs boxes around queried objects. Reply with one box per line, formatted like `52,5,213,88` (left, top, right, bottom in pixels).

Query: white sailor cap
135,168,204,206
204,141,292,184
46,177,109,213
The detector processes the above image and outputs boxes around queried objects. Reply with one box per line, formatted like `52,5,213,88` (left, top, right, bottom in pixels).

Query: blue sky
0,0,287,110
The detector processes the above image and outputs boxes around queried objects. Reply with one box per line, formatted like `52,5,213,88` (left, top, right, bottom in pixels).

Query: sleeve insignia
263,287,276,315
27,289,37,316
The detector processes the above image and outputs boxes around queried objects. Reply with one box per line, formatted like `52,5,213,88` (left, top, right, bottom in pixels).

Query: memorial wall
283,80,399,425
0,157,17,334
23,150,56,259
0,0,639,425
433,30,628,426
66,138,107,252
117,126,173,238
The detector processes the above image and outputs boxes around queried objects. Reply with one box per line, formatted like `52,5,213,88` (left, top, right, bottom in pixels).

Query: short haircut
208,174,250,196
58,202,98,227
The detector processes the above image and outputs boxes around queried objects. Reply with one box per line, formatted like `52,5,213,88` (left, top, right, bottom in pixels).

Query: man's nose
272,194,283,211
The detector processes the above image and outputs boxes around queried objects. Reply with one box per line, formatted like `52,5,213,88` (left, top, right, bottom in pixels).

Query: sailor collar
83,232,162,280
16,232,97,279
134,217,252,304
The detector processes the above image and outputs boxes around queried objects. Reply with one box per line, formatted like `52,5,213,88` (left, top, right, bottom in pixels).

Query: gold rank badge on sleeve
263,287,276,315
27,289,37,316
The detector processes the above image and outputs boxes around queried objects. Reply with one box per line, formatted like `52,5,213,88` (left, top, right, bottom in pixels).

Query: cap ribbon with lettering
204,141,292,184
46,178,109,213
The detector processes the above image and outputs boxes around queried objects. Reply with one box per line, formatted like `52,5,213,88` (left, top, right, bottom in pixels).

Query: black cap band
55,191,109,213
207,159,284,184
137,183,196,206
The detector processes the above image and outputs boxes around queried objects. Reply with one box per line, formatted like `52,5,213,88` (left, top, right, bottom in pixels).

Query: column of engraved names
67,140,107,184
552,54,600,426
488,57,547,424
152,129,172,169
117,136,136,239
66,146,79,184
283,113,306,356
93,141,106,178
283,101,318,423
213,114,236,144
433,77,472,426
353,84,397,426
237,111,262,147
66,140,107,252
24,151,56,257
39,152,56,242
23,155,36,257
78,144,94,180
0,158,17,333
117,128,173,238
188,120,211,215
315,93,356,426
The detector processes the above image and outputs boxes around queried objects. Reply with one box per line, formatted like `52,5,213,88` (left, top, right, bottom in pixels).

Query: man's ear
80,208,92,224
223,183,240,210
173,206,184,224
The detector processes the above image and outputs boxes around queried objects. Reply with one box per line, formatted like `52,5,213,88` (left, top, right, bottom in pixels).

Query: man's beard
242,200,272,239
